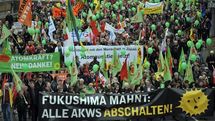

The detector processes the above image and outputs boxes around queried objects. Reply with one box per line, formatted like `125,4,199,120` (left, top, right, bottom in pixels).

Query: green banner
0,52,60,72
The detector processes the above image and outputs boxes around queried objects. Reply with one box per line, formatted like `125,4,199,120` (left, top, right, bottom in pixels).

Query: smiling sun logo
178,89,209,116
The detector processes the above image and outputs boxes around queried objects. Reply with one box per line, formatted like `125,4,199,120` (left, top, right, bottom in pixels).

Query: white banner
48,16,56,36
48,16,57,43
64,45,144,65
71,29,92,42
145,2,163,8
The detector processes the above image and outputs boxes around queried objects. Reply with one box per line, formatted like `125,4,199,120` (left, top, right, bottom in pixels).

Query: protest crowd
0,0,214,121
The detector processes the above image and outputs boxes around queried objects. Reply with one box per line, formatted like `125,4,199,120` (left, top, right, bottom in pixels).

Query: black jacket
206,55,215,71
14,92,30,111
29,88,37,108
34,81,45,106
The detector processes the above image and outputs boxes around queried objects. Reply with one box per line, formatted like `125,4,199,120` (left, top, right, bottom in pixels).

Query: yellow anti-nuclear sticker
54,63,60,70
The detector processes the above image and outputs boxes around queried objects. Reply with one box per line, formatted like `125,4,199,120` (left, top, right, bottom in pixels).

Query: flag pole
11,34,21,47
126,38,129,45
71,30,77,58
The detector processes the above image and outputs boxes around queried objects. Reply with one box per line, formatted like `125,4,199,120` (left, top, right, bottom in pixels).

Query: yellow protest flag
9,88,13,107
0,90,2,97
143,5,164,15
94,0,100,13
189,28,195,41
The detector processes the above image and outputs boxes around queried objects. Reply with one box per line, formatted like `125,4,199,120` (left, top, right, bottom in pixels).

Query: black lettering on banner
18,0,27,17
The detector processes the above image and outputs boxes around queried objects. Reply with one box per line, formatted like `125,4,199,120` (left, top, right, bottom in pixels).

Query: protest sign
143,5,164,15
64,45,144,65
0,52,60,72
18,0,32,26
145,2,163,8
38,88,215,120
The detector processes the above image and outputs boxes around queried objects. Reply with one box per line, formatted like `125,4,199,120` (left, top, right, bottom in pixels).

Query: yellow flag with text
143,5,163,15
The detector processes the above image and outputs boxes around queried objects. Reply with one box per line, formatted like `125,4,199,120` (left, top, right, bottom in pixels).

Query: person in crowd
51,75,60,90
63,74,70,92
122,82,132,93
14,84,30,121
28,81,37,121
21,28,32,44
34,74,45,121
83,82,96,94
57,83,64,93
56,79,64,92
46,42,56,53
172,72,183,82
171,72,183,88
89,56,100,71
87,71,96,84
206,50,215,71
25,41,35,55
44,81,53,92
182,80,190,89
54,41,64,54
75,56,81,68
68,85,76,93
55,41,64,65
1,83,11,121
76,78,85,92
5,11,13,29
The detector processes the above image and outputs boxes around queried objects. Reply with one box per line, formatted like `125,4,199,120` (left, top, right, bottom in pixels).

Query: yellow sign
142,5,164,15
178,89,209,116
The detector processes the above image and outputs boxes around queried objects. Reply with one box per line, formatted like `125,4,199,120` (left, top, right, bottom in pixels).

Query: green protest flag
66,0,77,31
2,39,12,56
100,52,108,79
66,0,81,42
0,52,60,72
82,0,87,3
166,46,173,75
0,60,11,72
130,12,143,23
163,55,172,82
128,58,137,83
130,64,143,86
111,49,121,77
87,9,93,23
184,59,194,84
178,48,186,76
0,24,11,45
0,39,12,70
69,58,78,86
183,47,195,84
11,69,23,92
157,51,165,72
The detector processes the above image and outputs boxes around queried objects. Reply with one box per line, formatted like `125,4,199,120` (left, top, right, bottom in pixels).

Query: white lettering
110,96,118,105
42,95,49,104
41,109,48,118
62,109,69,118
